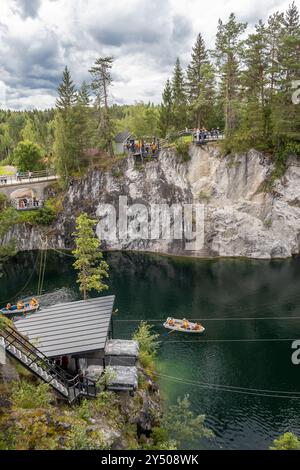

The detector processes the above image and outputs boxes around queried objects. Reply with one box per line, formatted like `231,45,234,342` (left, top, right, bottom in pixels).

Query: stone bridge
0,172,58,201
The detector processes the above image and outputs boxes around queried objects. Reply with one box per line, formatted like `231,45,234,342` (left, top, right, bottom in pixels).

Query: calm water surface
1,251,300,450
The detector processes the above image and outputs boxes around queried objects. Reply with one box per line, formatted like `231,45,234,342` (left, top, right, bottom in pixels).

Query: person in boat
6,303,11,310
194,322,202,331
167,318,175,326
17,301,24,310
182,318,190,329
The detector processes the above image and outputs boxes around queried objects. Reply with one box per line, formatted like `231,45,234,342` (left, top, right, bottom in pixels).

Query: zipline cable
153,372,300,400
163,338,296,344
154,372,300,396
0,252,40,304
112,355,300,400
36,250,44,298
51,247,75,258
114,316,300,322
37,238,48,297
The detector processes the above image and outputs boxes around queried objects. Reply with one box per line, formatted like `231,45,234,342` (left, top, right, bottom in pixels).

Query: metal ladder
1,324,97,403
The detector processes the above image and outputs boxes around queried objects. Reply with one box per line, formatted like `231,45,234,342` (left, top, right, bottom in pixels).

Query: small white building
114,130,134,155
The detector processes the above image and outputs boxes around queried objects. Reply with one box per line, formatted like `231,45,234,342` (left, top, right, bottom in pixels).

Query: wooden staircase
1,324,97,403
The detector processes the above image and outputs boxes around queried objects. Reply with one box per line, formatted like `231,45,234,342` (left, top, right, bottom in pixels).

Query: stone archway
10,188,38,210
10,188,36,200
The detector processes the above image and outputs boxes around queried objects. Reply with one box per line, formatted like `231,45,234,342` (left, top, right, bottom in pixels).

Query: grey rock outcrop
2,146,300,259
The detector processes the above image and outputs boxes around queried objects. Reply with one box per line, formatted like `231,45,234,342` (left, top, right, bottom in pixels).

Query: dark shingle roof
115,130,132,143
14,296,115,358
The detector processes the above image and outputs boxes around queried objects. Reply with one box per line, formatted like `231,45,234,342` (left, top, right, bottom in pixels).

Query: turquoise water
1,251,300,450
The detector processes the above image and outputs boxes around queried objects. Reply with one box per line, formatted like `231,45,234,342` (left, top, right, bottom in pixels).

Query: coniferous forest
0,3,299,179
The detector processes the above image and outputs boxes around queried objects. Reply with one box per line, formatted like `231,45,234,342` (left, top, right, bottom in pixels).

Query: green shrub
174,140,191,162
133,321,160,356
32,204,56,225
15,202,56,226
0,193,7,210
198,191,211,202
133,322,160,375
162,395,213,449
264,142,300,190
139,350,156,372
270,432,300,450
76,399,91,422
0,207,18,261
0,314,13,331
142,426,177,450
93,390,119,412
11,381,52,409
264,218,272,229
65,423,108,450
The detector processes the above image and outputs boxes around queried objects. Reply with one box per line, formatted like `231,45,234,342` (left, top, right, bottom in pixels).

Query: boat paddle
162,328,178,337
168,328,177,335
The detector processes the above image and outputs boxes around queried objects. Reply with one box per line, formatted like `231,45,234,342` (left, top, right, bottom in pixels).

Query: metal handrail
2,325,72,381
160,128,224,149
2,323,97,401
0,170,57,187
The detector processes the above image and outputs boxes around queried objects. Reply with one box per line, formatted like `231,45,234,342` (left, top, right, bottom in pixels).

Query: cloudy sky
0,0,293,109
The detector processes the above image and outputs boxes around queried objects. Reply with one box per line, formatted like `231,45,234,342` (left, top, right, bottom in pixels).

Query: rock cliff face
3,145,300,259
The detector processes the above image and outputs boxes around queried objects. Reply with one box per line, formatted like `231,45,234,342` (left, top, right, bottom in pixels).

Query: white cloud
0,0,293,109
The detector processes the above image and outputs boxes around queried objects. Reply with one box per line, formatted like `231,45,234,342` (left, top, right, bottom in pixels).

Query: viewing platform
0,169,57,187
12,198,44,211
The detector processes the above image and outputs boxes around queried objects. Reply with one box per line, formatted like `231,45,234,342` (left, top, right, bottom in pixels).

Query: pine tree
55,66,77,111
190,63,216,129
186,33,215,128
53,111,79,181
284,1,300,34
271,2,300,147
281,2,300,84
238,21,270,149
144,104,159,138
21,118,38,143
186,33,208,103
265,12,285,100
171,58,187,131
89,57,114,157
54,67,80,182
186,33,216,128
72,213,109,300
77,81,90,106
74,81,92,154
214,13,247,134
159,79,173,137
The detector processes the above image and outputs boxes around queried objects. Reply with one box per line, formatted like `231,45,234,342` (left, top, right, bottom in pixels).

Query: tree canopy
13,140,43,172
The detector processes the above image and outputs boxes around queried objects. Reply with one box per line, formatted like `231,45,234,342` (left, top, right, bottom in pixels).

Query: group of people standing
193,128,221,142
0,176,8,185
125,139,160,157
0,171,34,185
16,171,33,182
17,197,41,210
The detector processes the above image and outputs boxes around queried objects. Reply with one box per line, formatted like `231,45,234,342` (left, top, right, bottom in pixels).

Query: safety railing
0,170,57,187
1,324,97,402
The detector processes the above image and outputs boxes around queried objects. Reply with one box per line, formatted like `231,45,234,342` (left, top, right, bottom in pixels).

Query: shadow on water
1,250,300,449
